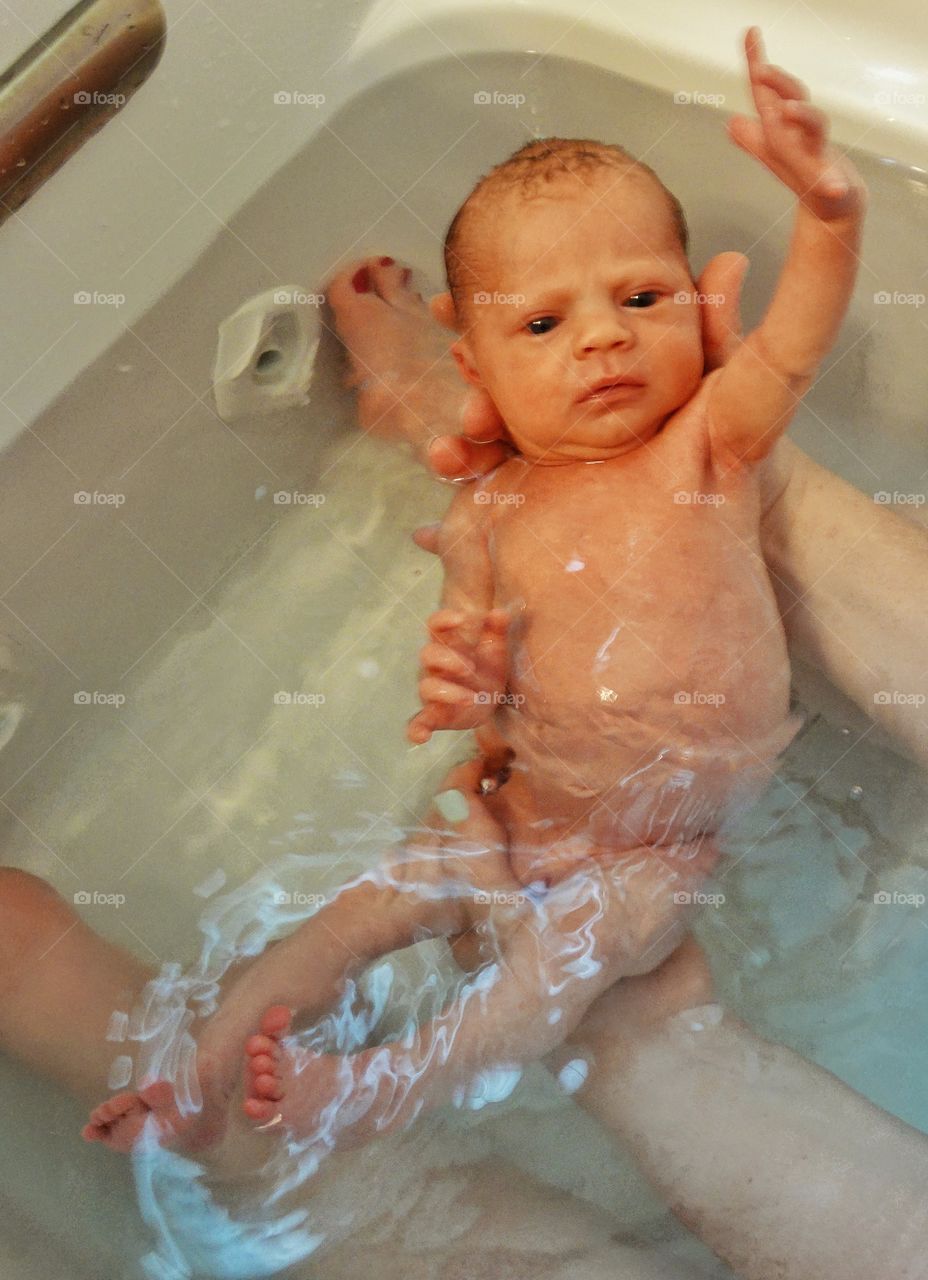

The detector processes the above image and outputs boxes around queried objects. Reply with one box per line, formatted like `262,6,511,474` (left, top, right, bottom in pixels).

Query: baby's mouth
579,378,645,403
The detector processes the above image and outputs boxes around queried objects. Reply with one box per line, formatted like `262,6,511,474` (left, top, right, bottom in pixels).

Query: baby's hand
407,607,511,744
728,27,864,221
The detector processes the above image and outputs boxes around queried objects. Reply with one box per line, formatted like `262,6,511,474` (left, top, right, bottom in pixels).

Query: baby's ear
450,336,484,388
429,291,458,332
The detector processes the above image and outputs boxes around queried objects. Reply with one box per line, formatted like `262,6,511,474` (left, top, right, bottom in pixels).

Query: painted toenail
379,256,394,266
352,267,371,293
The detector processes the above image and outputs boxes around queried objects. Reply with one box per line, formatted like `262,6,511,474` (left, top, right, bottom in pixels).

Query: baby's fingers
780,98,828,146
754,62,809,104
426,608,485,651
417,675,477,709
420,641,477,682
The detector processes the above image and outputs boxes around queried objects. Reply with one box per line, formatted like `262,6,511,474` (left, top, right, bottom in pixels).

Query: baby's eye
526,316,559,335
624,291,661,308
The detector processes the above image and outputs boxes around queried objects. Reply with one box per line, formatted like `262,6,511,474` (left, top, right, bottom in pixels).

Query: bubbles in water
108,1054,134,1089
107,1010,129,1042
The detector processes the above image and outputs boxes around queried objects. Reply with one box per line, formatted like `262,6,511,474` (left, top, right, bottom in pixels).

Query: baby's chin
517,415,663,463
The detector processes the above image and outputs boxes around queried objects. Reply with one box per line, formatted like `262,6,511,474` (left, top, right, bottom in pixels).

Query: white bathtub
1,1,927,1276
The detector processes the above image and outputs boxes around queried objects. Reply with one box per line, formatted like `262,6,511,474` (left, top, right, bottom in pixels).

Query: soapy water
114,806,714,1280
114,847,591,1276
107,711,928,1278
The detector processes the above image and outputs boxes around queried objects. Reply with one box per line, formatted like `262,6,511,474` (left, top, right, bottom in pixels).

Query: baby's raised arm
708,28,866,467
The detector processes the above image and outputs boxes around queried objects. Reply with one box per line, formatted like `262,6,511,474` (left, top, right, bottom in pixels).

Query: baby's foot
243,1006,387,1147
83,1083,177,1152
82,1052,231,1154
327,256,466,455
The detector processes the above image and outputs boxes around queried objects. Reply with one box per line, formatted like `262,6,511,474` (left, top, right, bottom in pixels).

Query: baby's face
453,172,705,463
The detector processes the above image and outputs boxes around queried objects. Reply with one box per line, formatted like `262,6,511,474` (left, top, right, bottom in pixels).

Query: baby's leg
0,867,156,1107
241,756,513,1123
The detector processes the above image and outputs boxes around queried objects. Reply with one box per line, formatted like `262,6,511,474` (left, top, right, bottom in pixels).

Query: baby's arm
708,28,866,467
408,485,510,743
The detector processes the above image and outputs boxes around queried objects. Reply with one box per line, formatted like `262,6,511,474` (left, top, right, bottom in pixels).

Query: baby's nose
573,307,635,356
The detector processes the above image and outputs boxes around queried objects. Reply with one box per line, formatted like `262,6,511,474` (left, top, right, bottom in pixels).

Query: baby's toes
243,1006,292,1121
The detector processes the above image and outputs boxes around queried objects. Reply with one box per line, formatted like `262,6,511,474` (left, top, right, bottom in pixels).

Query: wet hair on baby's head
444,136,689,323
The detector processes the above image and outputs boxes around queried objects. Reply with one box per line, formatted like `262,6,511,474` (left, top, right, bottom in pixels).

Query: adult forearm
761,439,928,767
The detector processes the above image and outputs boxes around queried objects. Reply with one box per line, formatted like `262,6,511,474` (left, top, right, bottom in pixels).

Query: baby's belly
495,595,795,849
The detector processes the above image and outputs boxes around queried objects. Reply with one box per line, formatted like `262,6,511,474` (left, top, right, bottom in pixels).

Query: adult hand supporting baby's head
424,254,749,484
425,291,515,482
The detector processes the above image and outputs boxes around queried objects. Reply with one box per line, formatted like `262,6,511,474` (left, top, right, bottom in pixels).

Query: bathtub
0,0,927,1275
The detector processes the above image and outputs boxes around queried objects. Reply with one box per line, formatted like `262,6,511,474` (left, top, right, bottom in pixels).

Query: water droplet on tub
255,484,268,500
849,784,864,799
358,659,379,679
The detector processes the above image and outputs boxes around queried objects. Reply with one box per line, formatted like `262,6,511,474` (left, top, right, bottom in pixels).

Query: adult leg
310,1155,709,1280
554,937,928,1280
760,437,928,767
0,867,155,1106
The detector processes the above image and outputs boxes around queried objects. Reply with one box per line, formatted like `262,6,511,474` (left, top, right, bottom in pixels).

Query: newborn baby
234,29,868,1145
408,28,866,891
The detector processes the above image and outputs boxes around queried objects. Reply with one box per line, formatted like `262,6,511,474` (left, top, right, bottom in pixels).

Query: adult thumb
698,252,748,370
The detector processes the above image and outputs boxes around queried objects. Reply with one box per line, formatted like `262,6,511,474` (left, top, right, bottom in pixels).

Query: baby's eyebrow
518,267,670,309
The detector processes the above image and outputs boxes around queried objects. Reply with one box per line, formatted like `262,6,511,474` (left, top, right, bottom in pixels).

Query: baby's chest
489,474,760,607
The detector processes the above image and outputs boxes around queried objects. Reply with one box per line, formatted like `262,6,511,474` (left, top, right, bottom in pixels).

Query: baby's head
443,138,704,463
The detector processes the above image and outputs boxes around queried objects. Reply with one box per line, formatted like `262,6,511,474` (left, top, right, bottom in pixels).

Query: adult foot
327,256,467,461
